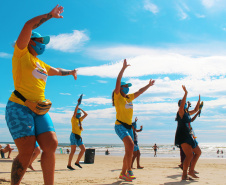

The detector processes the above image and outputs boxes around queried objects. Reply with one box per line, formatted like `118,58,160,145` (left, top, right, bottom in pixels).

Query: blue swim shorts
134,143,139,152
70,132,83,146
115,124,134,141
5,100,55,140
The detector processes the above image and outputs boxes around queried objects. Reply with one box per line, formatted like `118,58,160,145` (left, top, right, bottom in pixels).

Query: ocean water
0,142,225,159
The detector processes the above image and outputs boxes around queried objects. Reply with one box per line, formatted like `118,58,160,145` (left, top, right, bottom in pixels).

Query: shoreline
1,152,226,185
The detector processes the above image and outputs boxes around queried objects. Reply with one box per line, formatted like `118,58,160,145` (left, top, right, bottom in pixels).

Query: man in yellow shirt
5,5,78,185
112,59,155,181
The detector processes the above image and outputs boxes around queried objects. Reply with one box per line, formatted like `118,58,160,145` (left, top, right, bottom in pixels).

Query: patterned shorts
5,100,55,140
70,132,83,146
115,124,134,141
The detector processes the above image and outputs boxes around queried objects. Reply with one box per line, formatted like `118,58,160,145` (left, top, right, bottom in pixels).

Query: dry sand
0,152,226,185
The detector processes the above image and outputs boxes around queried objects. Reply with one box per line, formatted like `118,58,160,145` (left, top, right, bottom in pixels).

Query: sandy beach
0,152,226,185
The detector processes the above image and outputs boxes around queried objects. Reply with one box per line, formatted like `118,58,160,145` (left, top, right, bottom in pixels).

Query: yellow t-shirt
9,43,51,106
71,117,84,136
114,92,134,125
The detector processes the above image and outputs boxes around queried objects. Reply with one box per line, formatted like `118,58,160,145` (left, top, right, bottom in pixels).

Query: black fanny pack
74,133,82,141
117,119,132,129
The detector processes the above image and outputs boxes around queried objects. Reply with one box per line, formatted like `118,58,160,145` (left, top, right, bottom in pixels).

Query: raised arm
179,85,188,119
189,95,201,116
135,125,143,132
114,59,130,94
191,110,201,122
17,5,64,50
48,67,78,80
73,98,80,117
80,108,88,120
134,79,155,99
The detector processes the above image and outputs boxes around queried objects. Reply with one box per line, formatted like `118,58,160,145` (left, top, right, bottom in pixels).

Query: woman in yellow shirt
5,5,78,185
67,98,88,170
112,59,155,181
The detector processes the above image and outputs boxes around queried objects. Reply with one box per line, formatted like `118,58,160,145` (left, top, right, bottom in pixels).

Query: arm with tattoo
17,5,64,50
48,67,78,80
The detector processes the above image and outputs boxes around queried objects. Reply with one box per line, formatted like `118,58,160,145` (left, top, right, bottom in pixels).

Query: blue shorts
70,132,83,146
115,124,134,141
5,100,55,140
134,143,139,152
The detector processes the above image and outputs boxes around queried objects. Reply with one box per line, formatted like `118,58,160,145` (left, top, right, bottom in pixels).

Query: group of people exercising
5,4,202,184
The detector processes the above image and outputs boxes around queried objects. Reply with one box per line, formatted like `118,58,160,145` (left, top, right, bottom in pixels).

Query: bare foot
28,165,36,171
194,170,199,174
137,166,144,169
182,175,193,180
188,171,199,178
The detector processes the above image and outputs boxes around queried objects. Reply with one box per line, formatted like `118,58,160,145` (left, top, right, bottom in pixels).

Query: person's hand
140,125,143,130
148,79,155,86
123,59,130,69
182,85,188,94
50,5,64,18
72,69,78,80
198,94,201,101
135,117,138,122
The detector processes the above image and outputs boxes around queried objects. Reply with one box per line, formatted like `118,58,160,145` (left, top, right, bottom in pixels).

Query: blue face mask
76,114,81,119
122,87,129,94
184,103,188,109
31,40,46,55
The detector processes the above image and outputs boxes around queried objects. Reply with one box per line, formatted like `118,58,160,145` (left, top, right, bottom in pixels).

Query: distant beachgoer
28,142,41,171
105,149,110,155
175,85,201,180
112,59,155,182
5,5,78,184
217,149,220,154
221,150,224,154
152,144,159,157
0,144,14,158
67,97,88,170
66,149,70,154
131,117,144,169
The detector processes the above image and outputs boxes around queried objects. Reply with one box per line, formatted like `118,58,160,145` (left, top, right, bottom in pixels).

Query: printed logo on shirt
125,101,133,109
32,62,48,82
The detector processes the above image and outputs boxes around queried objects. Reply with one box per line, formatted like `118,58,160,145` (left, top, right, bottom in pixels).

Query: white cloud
60,93,71,96
0,52,11,58
201,0,216,8
143,0,159,14
47,30,89,52
82,97,112,105
97,80,108,84
195,13,206,18
177,6,188,20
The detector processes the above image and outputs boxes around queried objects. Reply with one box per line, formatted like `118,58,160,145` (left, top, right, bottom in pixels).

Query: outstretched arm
48,67,78,80
80,108,88,120
189,95,201,116
179,85,188,119
135,125,143,132
17,5,64,50
114,59,130,94
134,79,155,99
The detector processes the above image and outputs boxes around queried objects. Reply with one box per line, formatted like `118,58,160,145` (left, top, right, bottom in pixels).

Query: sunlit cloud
47,30,89,52
60,93,71,96
0,52,11,59
143,0,159,14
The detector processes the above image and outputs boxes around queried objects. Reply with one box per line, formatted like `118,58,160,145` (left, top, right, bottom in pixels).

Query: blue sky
1,0,226,144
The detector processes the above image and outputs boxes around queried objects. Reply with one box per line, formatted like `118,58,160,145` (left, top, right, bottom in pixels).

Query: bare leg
68,145,76,166
37,131,58,185
137,150,144,169
181,143,193,180
121,136,134,175
11,136,36,185
188,146,201,178
131,151,137,169
28,147,41,171
75,144,85,164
